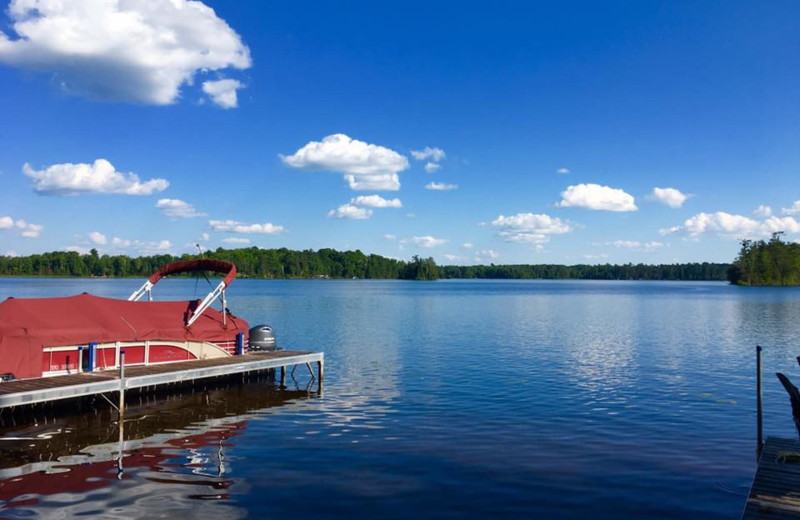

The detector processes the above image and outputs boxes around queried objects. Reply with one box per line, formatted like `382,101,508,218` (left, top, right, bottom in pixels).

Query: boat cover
147,259,237,286
0,293,248,379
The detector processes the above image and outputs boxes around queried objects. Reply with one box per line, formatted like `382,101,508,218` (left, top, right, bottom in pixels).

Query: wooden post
317,360,324,382
118,350,126,420
757,345,763,459
280,365,286,387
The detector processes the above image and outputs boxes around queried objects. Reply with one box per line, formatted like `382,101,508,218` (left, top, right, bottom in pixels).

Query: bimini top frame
128,259,238,327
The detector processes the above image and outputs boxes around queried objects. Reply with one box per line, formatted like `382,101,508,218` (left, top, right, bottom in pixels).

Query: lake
1,278,800,519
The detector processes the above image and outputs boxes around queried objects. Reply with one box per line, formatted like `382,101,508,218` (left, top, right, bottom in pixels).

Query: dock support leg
118,350,126,421
317,360,324,382
117,414,125,479
757,345,763,459
280,366,286,388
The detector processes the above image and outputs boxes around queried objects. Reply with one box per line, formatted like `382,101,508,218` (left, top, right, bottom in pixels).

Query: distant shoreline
0,247,731,282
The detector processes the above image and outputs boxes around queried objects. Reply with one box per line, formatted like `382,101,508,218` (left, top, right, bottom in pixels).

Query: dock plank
744,437,800,519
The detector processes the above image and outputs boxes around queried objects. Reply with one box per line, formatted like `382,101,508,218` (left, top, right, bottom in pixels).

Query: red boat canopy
0,294,248,379
147,259,237,287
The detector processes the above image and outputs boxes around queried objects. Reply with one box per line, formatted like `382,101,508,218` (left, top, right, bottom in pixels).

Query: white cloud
658,226,682,236
462,243,474,249
763,216,800,234
754,205,773,217
342,173,399,191
411,147,446,162
426,182,458,191
0,216,43,238
5,250,17,257
16,220,43,238
88,231,107,245
608,240,639,248
221,237,250,245
605,240,665,252
649,187,688,209
202,79,243,109
327,194,402,219
23,159,168,196
350,195,403,208
556,168,570,175
491,213,572,244
782,201,800,216
152,240,171,251
400,235,447,249
384,234,397,241
281,134,408,191
424,162,441,173
476,249,500,261
201,233,210,241
209,219,285,234
648,241,667,250
444,254,468,263
556,183,637,212
668,211,800,238
327,204,373,220
684,212,761,236
109,237,171,254
0,0,251,105
410,236,447,248
156,198,206,218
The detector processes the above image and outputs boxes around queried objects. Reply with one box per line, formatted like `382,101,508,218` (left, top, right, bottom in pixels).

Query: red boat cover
0,294,248,379
148,259,237,287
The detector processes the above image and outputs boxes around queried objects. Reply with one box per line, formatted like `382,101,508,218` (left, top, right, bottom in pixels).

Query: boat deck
744,436,800,519
0,350,323,409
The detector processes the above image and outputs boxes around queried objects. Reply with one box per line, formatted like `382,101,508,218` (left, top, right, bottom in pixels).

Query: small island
727,232,800,286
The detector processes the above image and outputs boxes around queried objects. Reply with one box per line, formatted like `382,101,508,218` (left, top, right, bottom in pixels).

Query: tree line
439,262,729,281
728,233,800,285
0,247,732,281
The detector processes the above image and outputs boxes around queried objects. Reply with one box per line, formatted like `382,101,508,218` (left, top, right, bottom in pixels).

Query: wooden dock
0,350,323,410
744,437,800,519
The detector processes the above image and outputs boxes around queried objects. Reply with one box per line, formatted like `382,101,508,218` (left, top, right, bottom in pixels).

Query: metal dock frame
0,351,324,410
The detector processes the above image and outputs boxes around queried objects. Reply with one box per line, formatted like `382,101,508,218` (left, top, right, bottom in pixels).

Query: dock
743,437,800,518
0,350,323,410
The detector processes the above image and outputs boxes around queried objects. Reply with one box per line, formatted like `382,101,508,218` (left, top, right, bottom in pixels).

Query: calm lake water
2,278,800,519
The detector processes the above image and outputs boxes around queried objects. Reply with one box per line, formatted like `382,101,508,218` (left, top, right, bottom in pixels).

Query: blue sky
0,0,798,265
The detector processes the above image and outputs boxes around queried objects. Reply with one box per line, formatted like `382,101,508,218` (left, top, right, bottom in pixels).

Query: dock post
117,412,125,479
118,350,126,419
280,366,286,388
757,345,763,459
317,360,324,382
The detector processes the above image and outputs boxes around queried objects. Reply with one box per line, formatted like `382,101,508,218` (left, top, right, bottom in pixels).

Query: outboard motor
249,324,278,351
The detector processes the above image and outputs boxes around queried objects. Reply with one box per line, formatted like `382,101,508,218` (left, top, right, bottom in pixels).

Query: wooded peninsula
727,233,800,286
0,247,732,281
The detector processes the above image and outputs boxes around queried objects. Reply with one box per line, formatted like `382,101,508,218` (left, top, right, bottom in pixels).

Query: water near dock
2,278,800,519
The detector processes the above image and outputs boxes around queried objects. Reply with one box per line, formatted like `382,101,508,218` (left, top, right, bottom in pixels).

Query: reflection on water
2,279,800,519
0,378,319,519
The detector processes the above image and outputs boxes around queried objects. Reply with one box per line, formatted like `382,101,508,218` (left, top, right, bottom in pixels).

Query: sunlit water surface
1,278,800,519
